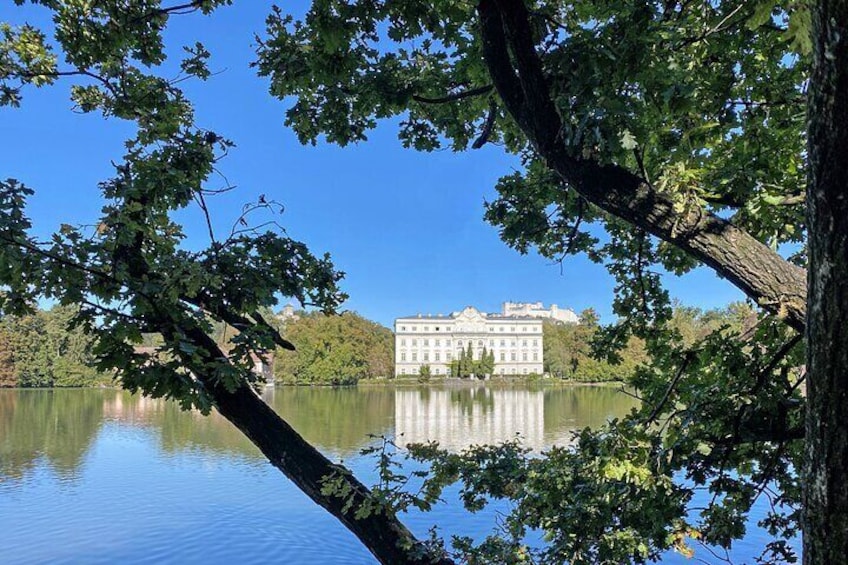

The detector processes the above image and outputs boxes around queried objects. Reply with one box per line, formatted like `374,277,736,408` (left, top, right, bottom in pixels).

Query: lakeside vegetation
0,305,109,388
1,302,756,389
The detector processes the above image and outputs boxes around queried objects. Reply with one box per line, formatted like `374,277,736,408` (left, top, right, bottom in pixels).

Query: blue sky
0,2,745,328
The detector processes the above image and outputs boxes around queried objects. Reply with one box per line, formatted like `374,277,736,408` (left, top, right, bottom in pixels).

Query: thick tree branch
478,0,807,332
172,324,452,565
412,84,493,104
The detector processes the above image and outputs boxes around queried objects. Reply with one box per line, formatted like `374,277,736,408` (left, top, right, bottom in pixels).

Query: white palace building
394,302,576,377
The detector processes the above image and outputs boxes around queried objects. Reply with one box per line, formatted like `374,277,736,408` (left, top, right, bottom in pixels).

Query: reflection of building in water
395,388,546,451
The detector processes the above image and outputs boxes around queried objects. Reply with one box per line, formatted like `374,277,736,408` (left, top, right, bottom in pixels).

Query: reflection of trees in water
448,386,495,417
0,390,104,481
0,386,639,480
267,387,395,457
107,387,397,460
543,386,640,442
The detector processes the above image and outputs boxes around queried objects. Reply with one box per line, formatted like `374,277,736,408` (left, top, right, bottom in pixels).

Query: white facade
394,306,544,377
502,301,579,324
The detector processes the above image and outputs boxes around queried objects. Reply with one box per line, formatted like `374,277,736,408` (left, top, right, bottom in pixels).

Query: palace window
424,352,429,361
523,352,528,361
400,339,406,346
522,340,528,347
412,352,418,361
401,352,406,361
511,352,516,361
435,352,440,361
435,339,440,347
500,352,505,361
533,352,538,361
500,340,506,347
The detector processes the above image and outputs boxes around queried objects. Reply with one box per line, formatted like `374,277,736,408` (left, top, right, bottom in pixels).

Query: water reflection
0,384,638,481
396,387,546,450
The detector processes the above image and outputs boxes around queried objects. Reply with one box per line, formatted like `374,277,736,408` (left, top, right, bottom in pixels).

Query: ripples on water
0,386,795,564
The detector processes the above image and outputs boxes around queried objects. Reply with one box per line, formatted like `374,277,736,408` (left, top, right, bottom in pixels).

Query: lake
0,385,795,564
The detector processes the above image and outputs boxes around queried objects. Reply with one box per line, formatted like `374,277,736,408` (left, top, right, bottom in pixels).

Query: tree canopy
2,1,847,564
274,310,394,385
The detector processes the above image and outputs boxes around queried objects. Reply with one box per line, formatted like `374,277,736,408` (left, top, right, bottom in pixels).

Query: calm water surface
0,386,795,564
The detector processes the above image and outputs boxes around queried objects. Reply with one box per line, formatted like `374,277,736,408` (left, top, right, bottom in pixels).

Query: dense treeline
544,309,646,382
0,305,108,388
274,311,394,385
545,303,757,382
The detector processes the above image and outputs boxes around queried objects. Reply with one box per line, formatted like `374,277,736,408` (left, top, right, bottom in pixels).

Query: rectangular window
401,368,407,375
523,352,528,361
499,327,504,332
511,352,516,361
401,326,406,331
533,352,538,361
401,352,406,361
424,326,429,331
446,339,451,346
400,338,406,346
500,340,506,347
446,352,453,361
412,352,418,361
489,339,494,347
522,340,528,347
500,352,505,361
533,339,538,346
412,339,417,346
522,327,527,332
423,339,429,346
435,339,440,346
424,352,429,361
435,352,440,361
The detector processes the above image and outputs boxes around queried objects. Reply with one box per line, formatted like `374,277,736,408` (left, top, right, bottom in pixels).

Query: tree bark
476,0,807,332
804,1,848,563
181,327,453,565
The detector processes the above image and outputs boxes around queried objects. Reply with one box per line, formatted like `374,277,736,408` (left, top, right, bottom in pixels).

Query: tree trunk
804,1,848,563
183,328,453,565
